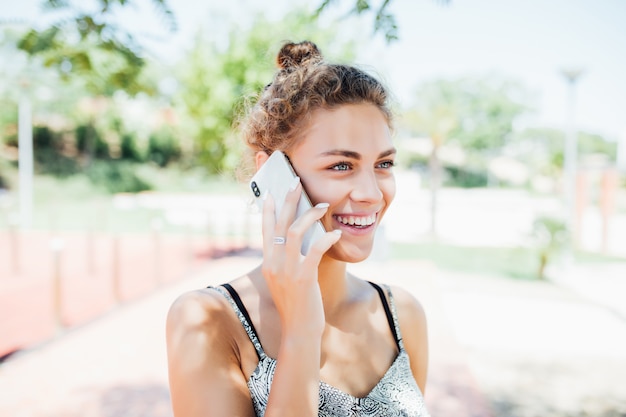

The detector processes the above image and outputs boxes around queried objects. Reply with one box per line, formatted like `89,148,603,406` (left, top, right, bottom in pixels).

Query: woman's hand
261,176,341,337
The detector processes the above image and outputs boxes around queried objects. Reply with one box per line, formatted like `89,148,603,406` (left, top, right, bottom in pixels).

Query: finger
284,202,330,258
302,229,343,270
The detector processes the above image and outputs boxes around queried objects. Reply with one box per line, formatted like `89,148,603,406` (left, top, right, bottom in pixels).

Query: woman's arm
257,184,341,417
166,290,255,417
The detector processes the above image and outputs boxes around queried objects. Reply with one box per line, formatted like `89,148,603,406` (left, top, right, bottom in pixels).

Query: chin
326,242,374,263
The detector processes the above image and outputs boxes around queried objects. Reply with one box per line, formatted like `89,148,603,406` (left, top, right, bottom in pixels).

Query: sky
1,0,625,142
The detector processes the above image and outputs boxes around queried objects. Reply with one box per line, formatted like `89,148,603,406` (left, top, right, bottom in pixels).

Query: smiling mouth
334,213,377,228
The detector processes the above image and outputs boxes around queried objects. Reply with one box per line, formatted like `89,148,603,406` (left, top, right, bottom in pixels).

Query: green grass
391,242,626,280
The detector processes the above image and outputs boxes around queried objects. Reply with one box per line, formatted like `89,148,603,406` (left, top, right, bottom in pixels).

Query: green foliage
33,125,61,149
409,77,530,151
147,129,181,167
444,165,488,188
0,173,9,190
579,131,617,158
392,242,539,280
315,0,451,43
392,240,624,281
174,8,357,174
513,127,617,176
119,132,144,162
32,126,81,177
531,215,569,279
0,158,12,190
34,149,82,177
86,160,152,193
75,123,110,159
17,0,176,97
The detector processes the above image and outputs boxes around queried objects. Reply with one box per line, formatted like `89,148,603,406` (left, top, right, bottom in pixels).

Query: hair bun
276,41,323,70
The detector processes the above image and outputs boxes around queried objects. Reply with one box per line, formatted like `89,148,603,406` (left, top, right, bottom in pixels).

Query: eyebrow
319,148,397,160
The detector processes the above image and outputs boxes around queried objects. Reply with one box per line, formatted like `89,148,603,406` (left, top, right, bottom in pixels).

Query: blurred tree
173,9,356,174
1,27,99,127
315,0,451,42
404,77,529,151
15,0,176,167
401,76,530,236
447,77,530,151
402,86,457,237
17,0,176,96
514,127,617,178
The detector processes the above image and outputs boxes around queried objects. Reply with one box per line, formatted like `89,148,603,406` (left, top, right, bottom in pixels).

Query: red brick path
0,230,229,358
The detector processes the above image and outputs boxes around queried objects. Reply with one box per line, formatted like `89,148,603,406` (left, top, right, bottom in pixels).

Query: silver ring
273,236,286,245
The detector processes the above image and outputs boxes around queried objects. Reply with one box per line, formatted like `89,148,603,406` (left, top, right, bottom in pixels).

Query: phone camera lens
251,181,260,197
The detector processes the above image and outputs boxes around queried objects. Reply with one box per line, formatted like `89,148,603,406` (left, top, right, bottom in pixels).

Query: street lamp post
18,83,34,230
561,68,584,249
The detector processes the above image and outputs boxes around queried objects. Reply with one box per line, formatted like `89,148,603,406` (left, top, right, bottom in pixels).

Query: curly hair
238,40,393,177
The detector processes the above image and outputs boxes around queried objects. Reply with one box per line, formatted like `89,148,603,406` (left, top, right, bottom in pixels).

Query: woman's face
288,103,396,263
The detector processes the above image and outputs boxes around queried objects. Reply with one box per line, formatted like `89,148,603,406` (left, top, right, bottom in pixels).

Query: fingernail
333,229,342,236
315,203,330,209
289,176,300,191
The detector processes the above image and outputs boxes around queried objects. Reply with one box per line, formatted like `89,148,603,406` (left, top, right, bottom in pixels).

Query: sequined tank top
211,282,430,417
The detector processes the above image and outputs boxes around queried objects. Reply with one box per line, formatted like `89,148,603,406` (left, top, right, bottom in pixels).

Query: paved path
0,255,493,417
0,230,240,357
1,180,624,416
2,251,625,416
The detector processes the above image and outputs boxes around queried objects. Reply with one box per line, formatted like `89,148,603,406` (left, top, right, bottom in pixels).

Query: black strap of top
221,283,263,358
220,282,401,355
368,281,402,352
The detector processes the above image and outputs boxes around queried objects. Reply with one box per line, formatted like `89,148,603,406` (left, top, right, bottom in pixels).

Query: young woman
166,40,430,417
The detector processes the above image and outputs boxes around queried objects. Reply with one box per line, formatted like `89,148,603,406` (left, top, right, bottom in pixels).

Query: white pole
18,94,34,230
561,69,583,246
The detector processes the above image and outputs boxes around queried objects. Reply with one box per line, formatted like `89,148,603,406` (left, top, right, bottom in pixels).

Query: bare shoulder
167,287,228,330
386,284,427,327
166,284,256,416
165,286,237,365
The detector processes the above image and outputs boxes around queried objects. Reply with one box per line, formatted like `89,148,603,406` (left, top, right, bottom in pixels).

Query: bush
35,148,81,177
76,123,109,159
33,125,60,149
531,216,569,280
444,165,488,188
120,133,145,162
86,161,153,194
32,126,81,177
147,129,181,167
0,165,10,190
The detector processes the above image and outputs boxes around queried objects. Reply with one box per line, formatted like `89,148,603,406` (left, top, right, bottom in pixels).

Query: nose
350,170,384,203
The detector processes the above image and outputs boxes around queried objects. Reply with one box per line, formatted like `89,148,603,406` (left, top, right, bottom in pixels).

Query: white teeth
336,214,376,227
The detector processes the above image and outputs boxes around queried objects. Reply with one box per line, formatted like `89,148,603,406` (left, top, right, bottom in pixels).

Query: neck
317,254,349,318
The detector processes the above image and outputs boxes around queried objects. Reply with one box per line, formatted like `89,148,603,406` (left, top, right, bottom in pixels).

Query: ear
255,151,270,171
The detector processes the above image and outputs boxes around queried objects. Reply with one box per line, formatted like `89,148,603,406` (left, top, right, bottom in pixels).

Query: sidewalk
0,255,494,417
0,230,239,357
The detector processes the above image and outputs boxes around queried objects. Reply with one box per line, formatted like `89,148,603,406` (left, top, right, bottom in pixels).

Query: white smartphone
250,150,327,255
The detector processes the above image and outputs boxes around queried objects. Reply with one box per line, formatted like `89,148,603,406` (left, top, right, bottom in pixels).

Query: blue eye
331,162,352,171
378,160,395,169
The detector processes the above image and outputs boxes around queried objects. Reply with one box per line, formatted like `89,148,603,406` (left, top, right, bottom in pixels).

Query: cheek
304,176,396,206
302,177,343,206
383,176,396,203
